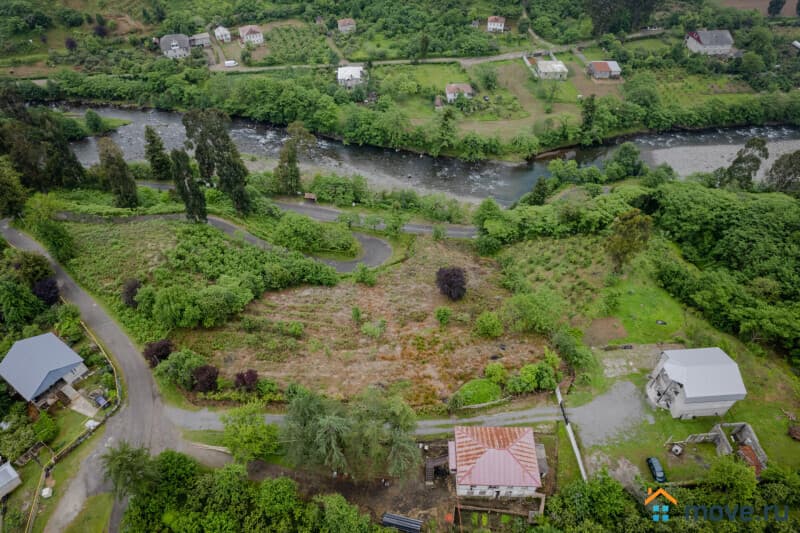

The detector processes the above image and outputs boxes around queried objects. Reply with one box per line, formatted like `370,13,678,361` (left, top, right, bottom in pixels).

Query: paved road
274,200,478,239
0,221,230,532
55,211,392,274
139,182,477,238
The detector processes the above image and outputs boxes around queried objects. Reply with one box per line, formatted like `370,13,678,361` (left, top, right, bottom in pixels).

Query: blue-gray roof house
0,462,21,498
0,333,88,403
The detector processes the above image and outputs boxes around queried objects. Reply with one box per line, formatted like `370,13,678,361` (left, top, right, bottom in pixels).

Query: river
65,105,800,205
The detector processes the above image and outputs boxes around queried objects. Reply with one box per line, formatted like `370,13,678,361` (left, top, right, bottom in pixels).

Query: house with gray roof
0,333,87,406
646,347,746,419
0,462,21,499
685,30,734,56
159,34,190,59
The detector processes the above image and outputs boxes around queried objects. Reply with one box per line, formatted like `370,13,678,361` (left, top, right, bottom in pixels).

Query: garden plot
174,236,550,411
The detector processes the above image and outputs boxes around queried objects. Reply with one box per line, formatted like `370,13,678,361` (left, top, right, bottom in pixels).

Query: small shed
381,513,423,533
303,193,317,203
338,18,357,33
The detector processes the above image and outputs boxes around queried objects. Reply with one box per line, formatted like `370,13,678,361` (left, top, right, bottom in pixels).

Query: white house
239,25,264,45
587,60,622,79
338,18,357,33
337,66,365,88
646,347,747,419
533,59,568,81
449,426,542,498
159,34,190,59
487,16,506,33
445,83,474,103
685,30,734,56
189,32,211,48
214,26,231,43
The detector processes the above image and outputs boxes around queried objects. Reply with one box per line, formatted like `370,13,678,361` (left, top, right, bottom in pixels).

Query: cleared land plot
173,236,549,410
716,0,797,16
654,68,754,105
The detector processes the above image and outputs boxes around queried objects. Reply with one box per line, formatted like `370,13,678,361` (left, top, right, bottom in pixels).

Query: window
469,485,476,490
478,490,486,495
488,485,498,489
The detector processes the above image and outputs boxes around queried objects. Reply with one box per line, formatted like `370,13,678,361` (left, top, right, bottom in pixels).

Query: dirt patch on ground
249,442,455,523
177,237,547,408
570,380,654,447
109,15,145,35
596,343,683,378
584,317,627,347
567,63,622,99
3,62,58,77
586,451,642,496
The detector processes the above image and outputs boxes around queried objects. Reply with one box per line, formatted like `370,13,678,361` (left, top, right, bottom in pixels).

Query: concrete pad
69,395,99,418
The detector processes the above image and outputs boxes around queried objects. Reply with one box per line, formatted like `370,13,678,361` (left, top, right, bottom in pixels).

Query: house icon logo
645,487,677,522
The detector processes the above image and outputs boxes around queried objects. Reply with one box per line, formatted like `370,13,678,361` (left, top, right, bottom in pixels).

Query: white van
224,60,238,67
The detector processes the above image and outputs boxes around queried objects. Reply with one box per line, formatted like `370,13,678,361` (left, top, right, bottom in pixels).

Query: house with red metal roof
448,426,542,498
587,60,622,79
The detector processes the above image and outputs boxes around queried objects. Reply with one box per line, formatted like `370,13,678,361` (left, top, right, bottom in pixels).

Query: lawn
373,63,469,92
556,422,582,488
64,493,114,533
33,427,107,533
610,267,686,344
51,408,91,452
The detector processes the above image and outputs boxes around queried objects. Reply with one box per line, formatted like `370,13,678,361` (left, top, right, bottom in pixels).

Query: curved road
0,220,230,532
55,211,392,274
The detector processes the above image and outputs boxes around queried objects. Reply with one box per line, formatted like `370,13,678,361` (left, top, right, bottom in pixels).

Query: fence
23,318,123,533
555,386,587,482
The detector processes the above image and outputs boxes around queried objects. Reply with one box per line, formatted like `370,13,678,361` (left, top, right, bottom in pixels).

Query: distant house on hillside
338,18,357,33
533,58,568,80
448,426,542,498
445,83,474,103
214,26,231,43
337,66,365,88
159,34,190,59
434,95,443,111
587,60,622,79
646,347,746,419
239,25,264,45
0,333,88,409
189,32,210,48
487,16,506,32
685,30,734,56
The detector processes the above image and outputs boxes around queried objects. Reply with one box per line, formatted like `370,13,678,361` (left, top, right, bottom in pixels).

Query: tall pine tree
274,122,314,195
171,149,206,222
144,126,172,181
182,109,250,213
98,137,138,208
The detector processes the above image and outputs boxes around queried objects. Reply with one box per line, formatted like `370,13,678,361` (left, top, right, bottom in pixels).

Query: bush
155,349,205,390
351,306,362,324
450,378,502,408
552,328,595,369
143,339,174,367
32,278,59,305
4,250,53,286
235,369,259,392
432,225,445,241
436,266,467,301
55,304,83,344
256,378,282,401
474,311,503,338
361,319,386,339
192,365,219,393
502,289,564,335
33,413,58,443
353,263,377,286
434,306,452,327
484,362,507,385
121,279,141,308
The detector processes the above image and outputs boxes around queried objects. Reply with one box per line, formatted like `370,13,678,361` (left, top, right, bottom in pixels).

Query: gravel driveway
569,380,654,447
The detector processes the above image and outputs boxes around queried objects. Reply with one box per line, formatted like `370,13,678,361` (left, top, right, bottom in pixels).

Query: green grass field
64,493,114,533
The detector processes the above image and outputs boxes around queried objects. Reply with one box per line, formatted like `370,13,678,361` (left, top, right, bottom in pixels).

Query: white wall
456,484,537,498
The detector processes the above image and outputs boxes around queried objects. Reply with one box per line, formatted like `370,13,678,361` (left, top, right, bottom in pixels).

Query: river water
65,105,800,205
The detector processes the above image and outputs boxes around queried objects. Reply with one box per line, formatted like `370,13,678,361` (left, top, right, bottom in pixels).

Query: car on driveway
646,457,667,483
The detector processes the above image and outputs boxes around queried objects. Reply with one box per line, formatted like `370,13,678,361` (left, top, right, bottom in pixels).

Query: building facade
338,18,357,33
239,25,264,45
445,83,474,103
487,16,505,32
587,60,621,79
189,33,211,48
159,34,190,59
214,26,231,43
337,66,365,88
646,347,747,419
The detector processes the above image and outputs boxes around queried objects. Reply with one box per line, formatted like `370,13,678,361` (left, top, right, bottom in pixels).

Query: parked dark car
647,457,667,483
